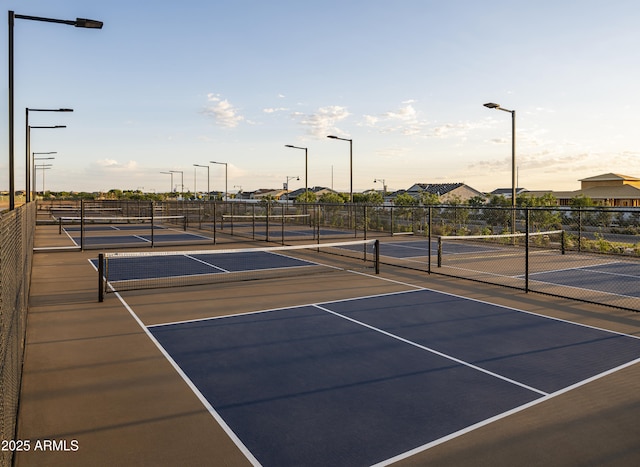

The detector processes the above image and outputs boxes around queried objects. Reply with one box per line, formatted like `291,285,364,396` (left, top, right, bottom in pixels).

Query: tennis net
220,213,313,242
59,215,186,232
436,230,565,288
98,239,379,300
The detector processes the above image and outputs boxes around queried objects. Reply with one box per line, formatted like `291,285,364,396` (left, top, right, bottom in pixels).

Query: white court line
86,258,261,466
314,303,549,396
91,258,640,465
184,254,230,272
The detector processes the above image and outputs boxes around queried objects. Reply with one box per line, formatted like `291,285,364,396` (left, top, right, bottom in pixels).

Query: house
541,173,640,207
249,189,287,200
405,183,484,203
287,186,337,201
489,188,528,199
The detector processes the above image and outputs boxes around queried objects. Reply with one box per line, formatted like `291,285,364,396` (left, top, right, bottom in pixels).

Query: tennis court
90,239,640,466
58,215,215,248
366,235,640,311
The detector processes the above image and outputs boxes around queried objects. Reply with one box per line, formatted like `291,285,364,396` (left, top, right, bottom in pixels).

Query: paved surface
14,225,640,466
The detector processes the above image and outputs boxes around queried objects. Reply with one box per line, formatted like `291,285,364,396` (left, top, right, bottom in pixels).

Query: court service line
184,254,230,272
313,304,549,397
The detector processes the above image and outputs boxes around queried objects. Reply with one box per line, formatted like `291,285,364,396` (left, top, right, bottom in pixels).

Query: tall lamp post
8,10,103,210
33,152,55,199
284,176,299,203
284,145,308,197
374,178,387,195
25,108,72,201
160,171,174,195
484,102,516,232
169,170,184,200
27,124,66,201
210,161,228,201
35,164,53,195
194,164,210,200
326,135,353,203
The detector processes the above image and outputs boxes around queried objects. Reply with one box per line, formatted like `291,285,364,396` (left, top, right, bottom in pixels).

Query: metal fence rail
0,202,36,467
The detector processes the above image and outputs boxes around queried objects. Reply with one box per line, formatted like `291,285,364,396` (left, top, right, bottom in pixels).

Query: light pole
8,10,103,210
484,102,516,232
25,108,72,201
194,164,210,200
160,171,174,196
35,164,53,195
284,176,299,203
33,153,55,199
27,124,66,201
285,145,308,198
210,161,228,201
169,170,184,200
374,178,387,194
327,135,353,203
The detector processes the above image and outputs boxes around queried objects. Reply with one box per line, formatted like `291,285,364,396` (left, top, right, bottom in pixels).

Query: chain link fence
35,200,639,311
1,202,36,467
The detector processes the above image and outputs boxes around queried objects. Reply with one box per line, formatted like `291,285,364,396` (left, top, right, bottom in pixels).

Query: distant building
489,188,528,199
287,186,337,201
405,183,484,203
535,173,640,207
249,189,287,200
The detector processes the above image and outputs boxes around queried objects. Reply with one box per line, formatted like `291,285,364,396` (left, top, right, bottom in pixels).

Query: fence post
80,199,85,250
525,208,530,293
98,253,104,302
428,206,432,273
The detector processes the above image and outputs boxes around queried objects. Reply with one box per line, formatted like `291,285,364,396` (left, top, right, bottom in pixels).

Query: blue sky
3,0,640,194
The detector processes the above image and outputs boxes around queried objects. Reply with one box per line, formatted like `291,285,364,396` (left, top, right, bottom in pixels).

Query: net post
266,202,271,242
428,207,432,273
213,201,217,244
525,209,530,293
437,236,442,267
316,205,321,243
98,253,104,302
58,216,62,235
363,205,367,240
151,201,155,247
390,206,394,235
281,203,285,245
561,230,566,255
80,199,85,251
183,213,187,231
374,239,380,274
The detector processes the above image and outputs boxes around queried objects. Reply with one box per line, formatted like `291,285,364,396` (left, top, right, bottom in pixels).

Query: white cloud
263,107,289,114
95,159,138,170
203,93,245,128
362,102,427,136
295,105,350,137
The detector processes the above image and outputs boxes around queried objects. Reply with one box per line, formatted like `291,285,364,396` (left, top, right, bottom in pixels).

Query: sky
3,0,640,195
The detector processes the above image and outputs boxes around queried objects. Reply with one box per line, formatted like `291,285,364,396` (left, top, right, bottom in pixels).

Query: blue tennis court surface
147,288,640,466
101,251,316,281
340,239,496,258
72,232,213,246
529,262,640,298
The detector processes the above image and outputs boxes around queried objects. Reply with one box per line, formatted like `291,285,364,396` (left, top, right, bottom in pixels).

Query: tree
295,190,317,203
420,192,440,206
394,193,418,206
354,191,383,204
318,192,344,204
